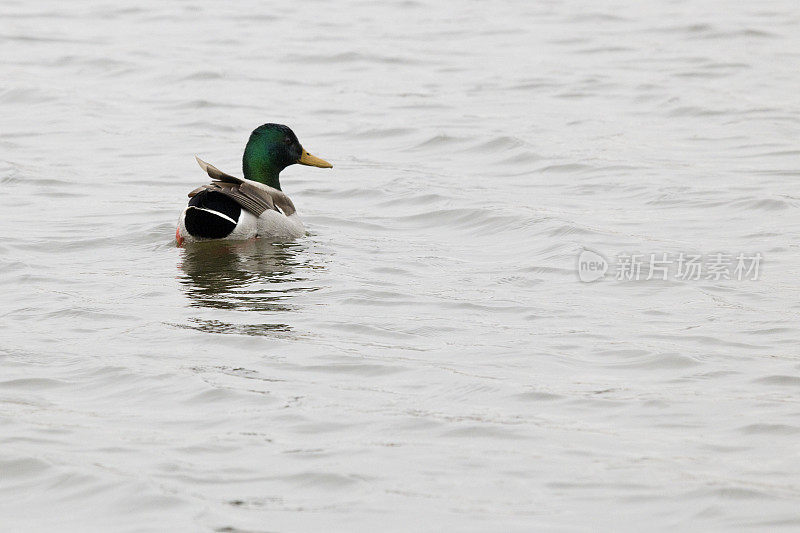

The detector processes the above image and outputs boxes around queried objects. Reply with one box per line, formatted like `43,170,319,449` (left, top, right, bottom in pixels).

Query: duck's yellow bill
298,150,333,168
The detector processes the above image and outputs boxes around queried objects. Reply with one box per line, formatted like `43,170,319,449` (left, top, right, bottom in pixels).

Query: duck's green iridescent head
242,123,332,190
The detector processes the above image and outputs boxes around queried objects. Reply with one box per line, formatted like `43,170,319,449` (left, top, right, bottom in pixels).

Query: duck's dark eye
284,137,293,145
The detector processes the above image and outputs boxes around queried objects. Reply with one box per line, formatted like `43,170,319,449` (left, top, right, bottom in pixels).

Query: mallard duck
176,123,332,245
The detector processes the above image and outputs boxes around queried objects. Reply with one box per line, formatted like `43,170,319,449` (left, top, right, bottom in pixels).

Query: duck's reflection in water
177,239,321,335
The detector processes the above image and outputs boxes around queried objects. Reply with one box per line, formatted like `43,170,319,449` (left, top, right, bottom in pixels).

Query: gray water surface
2,1,800,531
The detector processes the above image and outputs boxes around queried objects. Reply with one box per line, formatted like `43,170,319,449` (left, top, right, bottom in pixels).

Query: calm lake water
2,0,800,531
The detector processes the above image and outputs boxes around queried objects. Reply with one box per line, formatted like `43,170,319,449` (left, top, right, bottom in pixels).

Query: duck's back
178,189,303,243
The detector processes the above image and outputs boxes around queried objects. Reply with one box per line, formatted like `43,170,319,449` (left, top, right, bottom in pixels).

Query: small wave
0,377,68,390
178,70,224,81
349,127,415,139
0,457,52,479
752,375,800,386
739,423,800,435
471,136,526,152
167,99,257,110
0,87,58,104
403,134,470,151
667,105,730,117
287,51,427,65
513,391,564,402
727,196,795,211
389,207,535,235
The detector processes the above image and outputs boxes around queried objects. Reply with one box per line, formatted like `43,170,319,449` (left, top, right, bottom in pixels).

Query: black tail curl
184,190,242,239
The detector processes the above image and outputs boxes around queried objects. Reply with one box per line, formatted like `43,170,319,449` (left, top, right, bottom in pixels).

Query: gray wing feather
192,156,297,217
195,155,243,184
